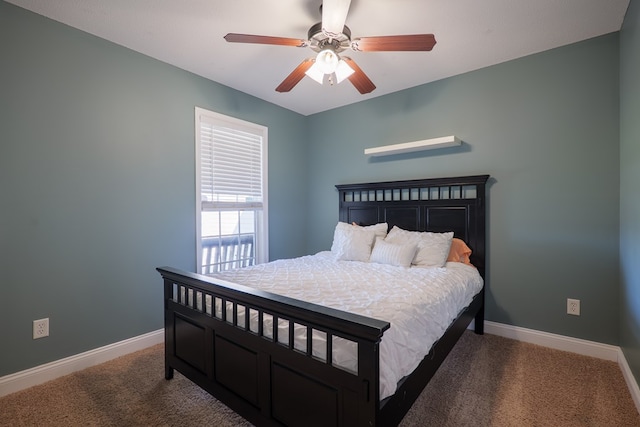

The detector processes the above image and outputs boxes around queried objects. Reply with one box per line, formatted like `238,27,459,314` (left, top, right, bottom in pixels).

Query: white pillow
331,223,376,262
369,239,417,268
384,226,454,267
331,222,352,253
355,222,388,239
331,222,388,252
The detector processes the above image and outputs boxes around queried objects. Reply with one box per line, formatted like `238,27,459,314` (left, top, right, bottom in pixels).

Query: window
195,107,268,274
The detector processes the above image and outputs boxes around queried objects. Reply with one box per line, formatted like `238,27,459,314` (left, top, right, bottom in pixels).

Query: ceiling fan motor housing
308,22,351,53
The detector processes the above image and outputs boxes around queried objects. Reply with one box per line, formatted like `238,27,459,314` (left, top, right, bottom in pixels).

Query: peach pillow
447,238,473,265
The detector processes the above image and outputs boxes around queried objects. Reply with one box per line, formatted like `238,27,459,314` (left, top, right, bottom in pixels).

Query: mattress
198,251,483,400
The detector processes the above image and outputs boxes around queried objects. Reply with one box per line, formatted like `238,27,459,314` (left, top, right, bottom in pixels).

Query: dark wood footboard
158,266,391,427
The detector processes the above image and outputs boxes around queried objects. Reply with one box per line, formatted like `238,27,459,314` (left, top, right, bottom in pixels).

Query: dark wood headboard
336,175,489,279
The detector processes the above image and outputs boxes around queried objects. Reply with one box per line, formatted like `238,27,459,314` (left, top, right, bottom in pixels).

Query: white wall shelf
364,135,461,157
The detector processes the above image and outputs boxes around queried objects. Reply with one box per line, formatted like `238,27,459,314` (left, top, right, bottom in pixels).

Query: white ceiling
7,0,630,116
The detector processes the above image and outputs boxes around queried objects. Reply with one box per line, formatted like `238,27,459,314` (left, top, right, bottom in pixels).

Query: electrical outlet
567,299,580,316
33,318,49,339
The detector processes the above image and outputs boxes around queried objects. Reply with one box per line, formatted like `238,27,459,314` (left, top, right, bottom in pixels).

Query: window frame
195,107,269,274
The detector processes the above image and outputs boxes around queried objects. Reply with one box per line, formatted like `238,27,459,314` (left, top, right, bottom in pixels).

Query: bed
157,174,489,426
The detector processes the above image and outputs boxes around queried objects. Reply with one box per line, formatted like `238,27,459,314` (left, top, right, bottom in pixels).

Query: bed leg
474,305,485,335
165,365,174,380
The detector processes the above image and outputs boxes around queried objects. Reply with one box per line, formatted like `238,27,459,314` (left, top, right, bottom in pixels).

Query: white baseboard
483,321,619,361
0,329,164,398
3,322,640,415
618,347,640,414
481,320,640,414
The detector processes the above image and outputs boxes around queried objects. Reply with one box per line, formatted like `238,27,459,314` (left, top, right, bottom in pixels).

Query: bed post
474,175,488,336
355,339,381,426
163,277,175,380
474,288,485,335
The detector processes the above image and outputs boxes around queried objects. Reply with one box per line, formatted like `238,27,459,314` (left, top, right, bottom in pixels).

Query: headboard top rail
335,174,489,192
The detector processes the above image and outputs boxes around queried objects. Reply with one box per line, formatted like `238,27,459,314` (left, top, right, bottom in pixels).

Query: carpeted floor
1,332,638,426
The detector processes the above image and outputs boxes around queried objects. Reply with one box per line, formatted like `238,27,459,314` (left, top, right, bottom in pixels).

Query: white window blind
199,122,264,207
195,108,268,274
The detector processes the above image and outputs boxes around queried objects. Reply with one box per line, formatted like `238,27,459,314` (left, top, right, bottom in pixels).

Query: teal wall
1,0,637,385
306,35,620,345
0,1,308,376
620,0,640,383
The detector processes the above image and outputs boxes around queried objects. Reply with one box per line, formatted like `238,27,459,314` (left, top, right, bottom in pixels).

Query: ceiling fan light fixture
315,48,340,74
334,59,354,83
306,53,353,86
305,62,325,84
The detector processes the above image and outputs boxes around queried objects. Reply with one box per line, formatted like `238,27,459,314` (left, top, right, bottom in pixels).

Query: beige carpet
1,332,638,426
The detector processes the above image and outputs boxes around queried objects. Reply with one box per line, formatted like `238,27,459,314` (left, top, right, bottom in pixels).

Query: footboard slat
288,322,294,350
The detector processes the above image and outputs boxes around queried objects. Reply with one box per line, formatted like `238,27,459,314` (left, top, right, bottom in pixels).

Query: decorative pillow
384,226,454,267
369,239,417,268
331,223,376,262
447,238,473,265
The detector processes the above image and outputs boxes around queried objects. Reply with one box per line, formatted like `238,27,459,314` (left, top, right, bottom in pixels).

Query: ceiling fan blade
352,34,436,52
342,57,376,94
322,0,351,36
275,59,315,92
224,33,308,47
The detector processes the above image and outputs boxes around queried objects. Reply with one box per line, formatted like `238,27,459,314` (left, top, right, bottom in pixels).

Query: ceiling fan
224,0,436,94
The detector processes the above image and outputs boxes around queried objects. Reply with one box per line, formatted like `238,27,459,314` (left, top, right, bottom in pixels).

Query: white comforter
210,251,483,400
